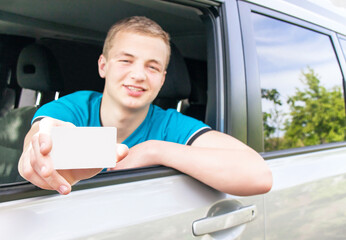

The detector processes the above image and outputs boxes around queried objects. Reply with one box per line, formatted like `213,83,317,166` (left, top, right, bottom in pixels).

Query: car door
239,1,346,239
0,1,266,239
0,169,265,239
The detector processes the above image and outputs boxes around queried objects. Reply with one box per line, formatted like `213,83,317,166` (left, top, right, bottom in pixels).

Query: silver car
0,0,346,239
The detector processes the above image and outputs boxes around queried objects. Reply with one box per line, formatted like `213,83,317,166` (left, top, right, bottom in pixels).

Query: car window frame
221,0,248,143
0,2,227,202
337,34,346,61
238,1,346,156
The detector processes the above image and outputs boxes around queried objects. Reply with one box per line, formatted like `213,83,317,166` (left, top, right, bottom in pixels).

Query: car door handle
192,205,257,236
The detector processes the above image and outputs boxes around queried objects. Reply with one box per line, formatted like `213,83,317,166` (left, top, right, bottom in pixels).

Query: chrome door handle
192,205,257,236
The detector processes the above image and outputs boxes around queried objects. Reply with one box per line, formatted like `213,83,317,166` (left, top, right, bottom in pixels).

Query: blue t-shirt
33,91,210,148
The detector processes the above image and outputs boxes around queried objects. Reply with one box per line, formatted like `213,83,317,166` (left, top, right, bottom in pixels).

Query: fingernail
58,185,68,195
40,143,46,151
117,144,128,157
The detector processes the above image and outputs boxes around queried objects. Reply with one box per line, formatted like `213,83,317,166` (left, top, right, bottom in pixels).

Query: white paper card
51,127,117,169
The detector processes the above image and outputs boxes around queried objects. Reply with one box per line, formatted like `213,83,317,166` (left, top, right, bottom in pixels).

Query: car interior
0,0,216,184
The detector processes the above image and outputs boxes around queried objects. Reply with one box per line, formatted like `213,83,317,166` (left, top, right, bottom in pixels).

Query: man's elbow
241,155,273,196
235,166,273,196
251,154,273,195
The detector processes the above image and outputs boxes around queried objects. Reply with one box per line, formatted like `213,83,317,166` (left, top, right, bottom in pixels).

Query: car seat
0,43,63,184
181,59,207,121
39,38,104,96
153,44,191,110
0,35,34,117
0,70,15,118
17,44,64,107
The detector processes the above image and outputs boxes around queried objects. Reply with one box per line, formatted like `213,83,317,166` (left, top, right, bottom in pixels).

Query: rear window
251,13,346,152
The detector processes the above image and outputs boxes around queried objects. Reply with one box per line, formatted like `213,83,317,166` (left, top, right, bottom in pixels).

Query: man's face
98,31,168,111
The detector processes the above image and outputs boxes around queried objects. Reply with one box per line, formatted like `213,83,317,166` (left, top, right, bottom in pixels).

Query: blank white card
51,127,117,169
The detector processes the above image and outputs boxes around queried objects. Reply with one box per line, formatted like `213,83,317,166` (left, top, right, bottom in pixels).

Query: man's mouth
124,85,145,92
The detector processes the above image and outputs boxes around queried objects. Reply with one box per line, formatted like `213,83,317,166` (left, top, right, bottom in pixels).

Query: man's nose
129,63,147,81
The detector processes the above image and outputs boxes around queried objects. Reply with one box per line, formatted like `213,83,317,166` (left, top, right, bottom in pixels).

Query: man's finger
31,134,53,178
32,134,71,194
116,144,129,162
42,171,72,195
38,133,53,155
20,146,53,190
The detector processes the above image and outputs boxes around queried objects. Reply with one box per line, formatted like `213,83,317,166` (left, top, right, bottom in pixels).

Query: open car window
0,0,219,196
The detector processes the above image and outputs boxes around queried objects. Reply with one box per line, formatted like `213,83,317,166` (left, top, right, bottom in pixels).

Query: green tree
262,88,285,151
283,67,346,148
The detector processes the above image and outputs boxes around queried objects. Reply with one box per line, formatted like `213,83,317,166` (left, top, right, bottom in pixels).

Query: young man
18,16,272,196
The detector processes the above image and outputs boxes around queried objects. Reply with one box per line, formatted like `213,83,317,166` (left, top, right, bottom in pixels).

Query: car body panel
0,174,265,239
265,147,346,239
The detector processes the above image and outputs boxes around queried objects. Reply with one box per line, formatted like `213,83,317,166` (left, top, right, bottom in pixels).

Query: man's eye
119,59,130,63
149,65,160,72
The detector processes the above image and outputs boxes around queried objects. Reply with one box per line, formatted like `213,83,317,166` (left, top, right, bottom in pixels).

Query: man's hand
108,140,160,171
18,117,129,195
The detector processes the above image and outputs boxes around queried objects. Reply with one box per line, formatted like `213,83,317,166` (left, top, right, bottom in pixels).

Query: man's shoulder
150,104,204,124
149,104,210,145
151,105,178,118
33,90,103,126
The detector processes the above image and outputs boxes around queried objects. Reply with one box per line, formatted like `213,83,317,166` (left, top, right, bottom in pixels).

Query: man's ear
98,55,107,78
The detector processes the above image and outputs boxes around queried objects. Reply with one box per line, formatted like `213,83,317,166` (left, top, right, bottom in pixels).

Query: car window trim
334,33,346,92
261,142,346,160
338,34,346,61
0,165,180,203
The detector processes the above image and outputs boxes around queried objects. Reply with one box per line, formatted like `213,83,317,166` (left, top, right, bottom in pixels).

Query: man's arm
114,130,272,196
18,117,129,195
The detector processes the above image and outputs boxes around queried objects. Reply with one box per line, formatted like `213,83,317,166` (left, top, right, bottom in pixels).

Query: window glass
339,38,346,60
251,13,346,152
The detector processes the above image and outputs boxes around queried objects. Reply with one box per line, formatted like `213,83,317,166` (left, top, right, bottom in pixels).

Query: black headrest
157,44,190,99
0,35,33,89
16,44,63,92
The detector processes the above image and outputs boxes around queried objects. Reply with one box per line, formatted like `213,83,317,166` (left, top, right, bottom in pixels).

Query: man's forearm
149,141,272,196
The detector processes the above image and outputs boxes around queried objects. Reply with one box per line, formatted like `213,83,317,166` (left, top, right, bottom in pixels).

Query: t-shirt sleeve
32,99,80,125
31,91,98,126
163,109,211,145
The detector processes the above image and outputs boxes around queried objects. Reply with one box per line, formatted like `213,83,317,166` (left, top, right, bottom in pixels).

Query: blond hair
102,16,171,68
